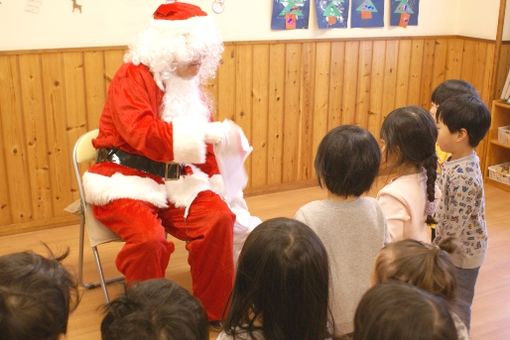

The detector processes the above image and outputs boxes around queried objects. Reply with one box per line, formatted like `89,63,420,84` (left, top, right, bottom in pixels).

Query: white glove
204,121,226,144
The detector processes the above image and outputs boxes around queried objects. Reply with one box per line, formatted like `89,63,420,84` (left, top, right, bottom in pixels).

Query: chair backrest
72,129,121,247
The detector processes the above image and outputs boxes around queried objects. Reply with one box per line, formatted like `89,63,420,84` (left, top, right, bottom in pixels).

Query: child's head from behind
224,217,330,340
353,282,458,340
430,79,479,115
436,94,491,150
380,106,438,222
101,278,208,340
372,238,458,301
0,248,79,340
315,125,380,198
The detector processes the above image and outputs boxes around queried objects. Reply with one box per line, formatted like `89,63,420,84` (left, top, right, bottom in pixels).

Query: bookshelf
485,100,510,192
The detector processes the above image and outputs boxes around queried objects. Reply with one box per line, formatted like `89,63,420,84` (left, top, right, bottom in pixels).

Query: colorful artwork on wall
315,0,348,29
271,0,310,30
390,0,419,27
351,0,383,28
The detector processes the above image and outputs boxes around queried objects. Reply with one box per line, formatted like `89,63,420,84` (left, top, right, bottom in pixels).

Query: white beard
160,75,210,123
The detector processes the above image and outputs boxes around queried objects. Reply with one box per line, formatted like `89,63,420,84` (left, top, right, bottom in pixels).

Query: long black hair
223,217,332,340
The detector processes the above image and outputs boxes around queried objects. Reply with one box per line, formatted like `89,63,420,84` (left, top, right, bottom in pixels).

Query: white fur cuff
209,174,225,197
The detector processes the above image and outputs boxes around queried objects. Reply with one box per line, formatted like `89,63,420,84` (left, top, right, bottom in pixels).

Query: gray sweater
295,197,387,335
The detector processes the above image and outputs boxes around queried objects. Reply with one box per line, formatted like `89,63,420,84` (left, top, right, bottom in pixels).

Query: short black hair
101,279,208,340
315,125,380,197
436,94,491,147
353,282,458,340
431,79,479,105
0,247,79,340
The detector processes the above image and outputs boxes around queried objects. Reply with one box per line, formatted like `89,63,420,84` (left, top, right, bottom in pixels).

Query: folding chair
72,129,124,303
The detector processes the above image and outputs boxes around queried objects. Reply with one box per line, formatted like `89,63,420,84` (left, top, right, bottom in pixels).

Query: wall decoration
351,0,383,28
25,0,41,14
315,0,348,29
271,0,310,30
71,0,82,14
390,0,419,27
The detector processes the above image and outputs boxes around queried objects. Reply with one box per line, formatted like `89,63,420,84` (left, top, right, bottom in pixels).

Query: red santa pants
92,190,235,321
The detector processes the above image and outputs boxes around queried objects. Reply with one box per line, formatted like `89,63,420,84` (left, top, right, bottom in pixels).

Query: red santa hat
153,1,207,20
124,1,223,88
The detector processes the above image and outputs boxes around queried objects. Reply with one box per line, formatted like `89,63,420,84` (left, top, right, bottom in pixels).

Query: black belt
97,148,183,180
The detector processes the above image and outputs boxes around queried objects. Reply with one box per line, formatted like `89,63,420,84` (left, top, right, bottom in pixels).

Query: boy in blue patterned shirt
433,94,491,331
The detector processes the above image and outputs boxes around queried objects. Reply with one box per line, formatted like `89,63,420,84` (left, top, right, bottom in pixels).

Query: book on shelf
501,67,510,101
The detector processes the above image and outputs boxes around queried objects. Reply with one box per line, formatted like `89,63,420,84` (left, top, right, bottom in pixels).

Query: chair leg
92,246,111,303
77,216,86,287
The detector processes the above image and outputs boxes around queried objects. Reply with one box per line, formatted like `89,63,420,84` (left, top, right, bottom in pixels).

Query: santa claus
83,1,246,322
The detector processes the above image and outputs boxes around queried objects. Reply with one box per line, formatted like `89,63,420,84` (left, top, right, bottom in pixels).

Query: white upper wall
454,0,500,40
0,0,503,51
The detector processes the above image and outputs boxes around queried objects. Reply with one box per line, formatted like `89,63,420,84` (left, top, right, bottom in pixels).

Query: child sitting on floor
101,278,209,340
0,247,79,340
219,217,332,340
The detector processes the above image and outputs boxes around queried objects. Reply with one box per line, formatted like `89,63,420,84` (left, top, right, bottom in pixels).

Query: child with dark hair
219,217,332,340
353,282,458,340
434,93,491,330
101,278,208,340
430,79,480,165
372,238,468,339
295,125,387,336
377,106,438,242
0,248,79,340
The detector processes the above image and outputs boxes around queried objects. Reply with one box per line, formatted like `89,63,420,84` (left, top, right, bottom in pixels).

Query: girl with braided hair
377,106,438,243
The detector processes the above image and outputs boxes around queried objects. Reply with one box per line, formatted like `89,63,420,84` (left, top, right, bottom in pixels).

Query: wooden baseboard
0,215,80,237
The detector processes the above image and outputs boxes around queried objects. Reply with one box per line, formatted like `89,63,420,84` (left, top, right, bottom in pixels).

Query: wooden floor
0,183,508,340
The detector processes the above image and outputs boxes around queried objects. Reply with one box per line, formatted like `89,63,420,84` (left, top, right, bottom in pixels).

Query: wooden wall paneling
460,39,476,85
327,42,345,131
431,38,448,91
407,39,424,105
103,50,125,95
368,40,386,137
234,45,253,184
419,39,436,109
41,53,75,215
481,44,496,105
310,42,330,178
445,37,464,79
381,40,399,118
472,41,490,93
395,39,412,108
0,56,33,223
355,40,373,128
0,109,10,225
341,41,359,124
217,45,236,121
63,52,88,189
282,43,302,184
297,42,316,181
83,51,106,130
250,44,270,189
18,54,53,220
267,43,285,186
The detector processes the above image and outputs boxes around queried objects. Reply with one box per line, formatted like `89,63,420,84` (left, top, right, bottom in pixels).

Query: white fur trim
83,172,168,208
171,118,206,164
165,166,211,217
209,174,225,197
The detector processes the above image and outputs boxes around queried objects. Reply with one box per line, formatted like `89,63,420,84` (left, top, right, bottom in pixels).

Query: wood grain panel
251,44,269,188
0,36,501,234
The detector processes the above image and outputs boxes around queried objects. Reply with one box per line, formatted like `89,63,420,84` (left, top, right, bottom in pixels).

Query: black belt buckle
165,163,182,180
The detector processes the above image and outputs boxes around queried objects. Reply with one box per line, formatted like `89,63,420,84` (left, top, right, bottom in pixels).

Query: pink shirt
377,172,430,243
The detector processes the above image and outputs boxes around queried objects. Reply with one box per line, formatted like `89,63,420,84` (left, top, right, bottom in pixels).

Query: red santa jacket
83,63,223,213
